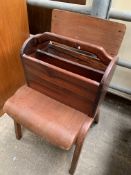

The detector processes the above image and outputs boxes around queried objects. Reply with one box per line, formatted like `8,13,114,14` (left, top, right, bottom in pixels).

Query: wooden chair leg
14,120,22,140
69,142,83,175
69,119,93,175
94,109,100,124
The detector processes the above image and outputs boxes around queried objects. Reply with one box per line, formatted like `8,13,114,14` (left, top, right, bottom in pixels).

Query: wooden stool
3,10,126,174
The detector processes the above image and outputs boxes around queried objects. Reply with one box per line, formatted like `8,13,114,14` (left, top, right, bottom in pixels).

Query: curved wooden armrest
69,117,94,175
21,32,112,65
76,117,94,145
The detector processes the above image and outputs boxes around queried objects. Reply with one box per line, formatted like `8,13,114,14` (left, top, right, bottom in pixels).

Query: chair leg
69,118,94,174
69,142,83,175
14,120,22,140
94,109,100,124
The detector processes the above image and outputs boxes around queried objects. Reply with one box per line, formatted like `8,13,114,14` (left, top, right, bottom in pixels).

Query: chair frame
14,110,99,175
4,10,126,175
20,31,118,174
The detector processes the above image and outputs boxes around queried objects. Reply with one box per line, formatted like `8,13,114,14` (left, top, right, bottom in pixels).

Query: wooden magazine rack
3,10,126,174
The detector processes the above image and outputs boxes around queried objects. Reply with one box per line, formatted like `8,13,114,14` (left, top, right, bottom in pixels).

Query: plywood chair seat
3,85,92,150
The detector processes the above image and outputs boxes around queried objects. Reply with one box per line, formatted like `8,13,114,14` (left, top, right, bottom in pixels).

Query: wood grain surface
0,0,29,113
21,31,115,116
23,55,99,116
43,42,107,71
3,10,126,175
52,10,126,57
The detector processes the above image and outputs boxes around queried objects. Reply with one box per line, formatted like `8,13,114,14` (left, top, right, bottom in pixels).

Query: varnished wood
45,42,107,72
69,118,94,174
36,49,104,81
22,32,113,116
52,10,126,57
51,11,125,174
93,56,118,118
23,55,98,116
27,0,86,34
0,0,29,113
20,31,121,117
3,10,126,175
4,85,88,150
14,120,22,140
35,32,112,64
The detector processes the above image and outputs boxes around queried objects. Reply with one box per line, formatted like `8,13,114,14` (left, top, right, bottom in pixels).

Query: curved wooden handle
22,32,112,65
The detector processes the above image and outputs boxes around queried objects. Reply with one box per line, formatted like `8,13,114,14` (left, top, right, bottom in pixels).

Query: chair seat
3,85,91,150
